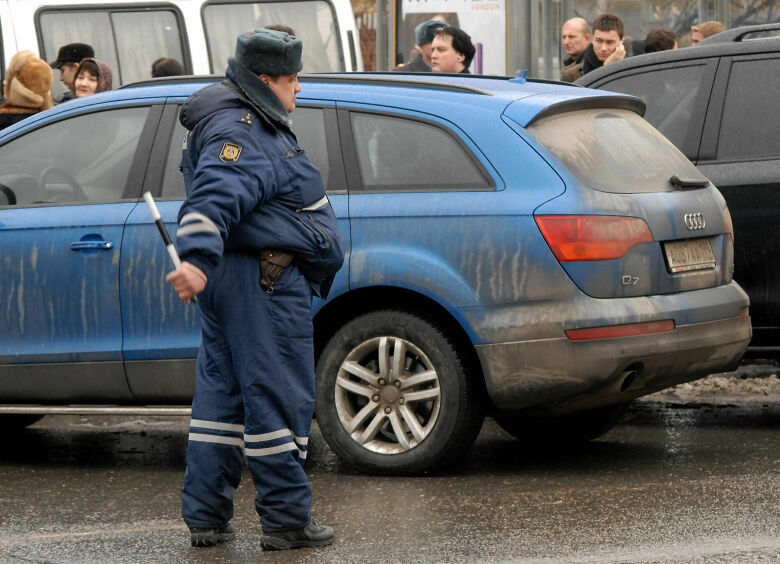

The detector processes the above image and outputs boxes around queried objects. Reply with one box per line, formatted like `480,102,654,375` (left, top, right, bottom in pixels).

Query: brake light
566,320,675,341
722,207,734,244
535,215,653,262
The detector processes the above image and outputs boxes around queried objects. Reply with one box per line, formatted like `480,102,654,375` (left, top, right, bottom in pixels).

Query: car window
597,64,706,151
0,107,150,206
526,108,706,194
717,58,780,160
350,113,492,192
203,1,343,73
161,106,331,198
293,107,330,188
39,9,186,86
162,120,188,199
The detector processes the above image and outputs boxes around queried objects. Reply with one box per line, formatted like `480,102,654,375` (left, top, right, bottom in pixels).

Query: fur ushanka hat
2,50,54,112
234,28,303,75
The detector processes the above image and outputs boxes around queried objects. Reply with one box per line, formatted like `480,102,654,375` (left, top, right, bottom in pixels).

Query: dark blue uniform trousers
182,251,314,532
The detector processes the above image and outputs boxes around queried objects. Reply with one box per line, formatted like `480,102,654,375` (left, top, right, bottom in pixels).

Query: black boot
260,521,335,550
189,523,236,547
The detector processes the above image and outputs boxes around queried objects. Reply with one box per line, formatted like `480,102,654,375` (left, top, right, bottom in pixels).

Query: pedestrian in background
644,29,678,53
151,57,185,77
48,42,94,102
0,51,54,131
561,13,625,82
691,21,725,44
72,58,112,98
166,28,344,551
430,27,475,74
560,17,591,82
395,19,450,72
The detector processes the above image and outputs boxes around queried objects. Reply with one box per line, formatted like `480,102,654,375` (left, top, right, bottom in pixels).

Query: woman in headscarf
72,58,112,98
0,50,54,131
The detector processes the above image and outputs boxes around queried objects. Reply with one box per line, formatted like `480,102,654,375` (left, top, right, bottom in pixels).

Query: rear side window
598,64,706,152
717,58,780,160
38,8,187,86
350,113,492,192
0,107,150,205
203,1,343,72
527,108,706,194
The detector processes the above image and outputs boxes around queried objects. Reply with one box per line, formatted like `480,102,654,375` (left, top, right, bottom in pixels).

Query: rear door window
203,1,343,72
349,112,493,192
716,57,780,161
38,7,188,87
593,63,712,157
526,108,706,194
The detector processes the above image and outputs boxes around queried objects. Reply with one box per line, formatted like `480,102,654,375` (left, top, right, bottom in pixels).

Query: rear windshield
526,108,707,193
203,1,343,73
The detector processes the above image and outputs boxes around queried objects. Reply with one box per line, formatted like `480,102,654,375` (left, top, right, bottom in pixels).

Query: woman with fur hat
0,50,54,131
72,58,112,98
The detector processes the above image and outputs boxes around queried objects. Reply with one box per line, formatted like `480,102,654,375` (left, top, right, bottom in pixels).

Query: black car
577,23,780,356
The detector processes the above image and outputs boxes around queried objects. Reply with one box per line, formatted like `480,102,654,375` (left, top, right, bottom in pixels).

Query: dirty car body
0,74,750,474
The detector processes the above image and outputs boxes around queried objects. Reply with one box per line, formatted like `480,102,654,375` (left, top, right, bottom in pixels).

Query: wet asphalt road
0,400,778,563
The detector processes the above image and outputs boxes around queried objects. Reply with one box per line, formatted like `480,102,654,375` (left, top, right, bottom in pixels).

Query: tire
495,403,630,446
1,414,44,431
315,310,484,475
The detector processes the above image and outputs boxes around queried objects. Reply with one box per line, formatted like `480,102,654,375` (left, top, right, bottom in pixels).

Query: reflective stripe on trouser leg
181,305,245,529
212,252,315,531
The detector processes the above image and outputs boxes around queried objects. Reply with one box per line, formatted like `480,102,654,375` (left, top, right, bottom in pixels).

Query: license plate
663,238,716,273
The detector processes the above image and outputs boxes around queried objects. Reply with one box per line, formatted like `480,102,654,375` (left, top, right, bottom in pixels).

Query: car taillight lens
565,320,675,340
722,207,734,244
534,215,653,262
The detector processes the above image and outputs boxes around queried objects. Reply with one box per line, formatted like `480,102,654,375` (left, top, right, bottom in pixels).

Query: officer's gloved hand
165,261,207,304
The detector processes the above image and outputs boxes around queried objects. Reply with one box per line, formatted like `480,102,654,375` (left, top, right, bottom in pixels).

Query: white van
0,0,362,89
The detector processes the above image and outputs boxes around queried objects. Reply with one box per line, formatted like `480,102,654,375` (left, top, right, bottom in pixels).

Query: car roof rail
120,72,516,96
302,72,494,95
119,75,224,89
699,23,780,45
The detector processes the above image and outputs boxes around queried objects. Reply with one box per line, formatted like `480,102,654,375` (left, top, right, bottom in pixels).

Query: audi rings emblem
684,212,706,230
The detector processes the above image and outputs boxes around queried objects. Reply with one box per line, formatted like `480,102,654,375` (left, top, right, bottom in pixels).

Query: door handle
71,241,114,250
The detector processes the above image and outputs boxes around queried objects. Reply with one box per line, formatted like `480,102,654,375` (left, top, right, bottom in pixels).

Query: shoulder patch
219,142,242,163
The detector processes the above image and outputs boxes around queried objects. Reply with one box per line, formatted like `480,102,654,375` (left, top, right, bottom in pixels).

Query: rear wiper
669,175,709,189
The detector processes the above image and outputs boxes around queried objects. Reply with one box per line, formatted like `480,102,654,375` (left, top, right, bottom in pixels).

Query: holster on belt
259,249,294,291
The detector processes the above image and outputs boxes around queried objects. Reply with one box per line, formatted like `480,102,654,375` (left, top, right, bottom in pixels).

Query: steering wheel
0,183,16,206
37,167,87,203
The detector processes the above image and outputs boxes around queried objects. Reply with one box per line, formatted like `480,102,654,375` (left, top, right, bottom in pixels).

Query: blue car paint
0,75,750,412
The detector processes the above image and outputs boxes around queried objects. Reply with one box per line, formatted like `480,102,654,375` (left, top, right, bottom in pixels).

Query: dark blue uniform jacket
176,78,344,298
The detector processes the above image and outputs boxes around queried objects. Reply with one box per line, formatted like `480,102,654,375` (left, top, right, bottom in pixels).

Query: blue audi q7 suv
0,73,751,475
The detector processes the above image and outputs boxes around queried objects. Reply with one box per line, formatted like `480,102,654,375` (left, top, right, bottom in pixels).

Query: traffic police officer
165,28,344,551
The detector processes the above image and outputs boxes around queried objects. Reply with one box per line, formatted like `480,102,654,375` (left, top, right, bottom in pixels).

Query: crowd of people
559,14,726,82
0,40,187,131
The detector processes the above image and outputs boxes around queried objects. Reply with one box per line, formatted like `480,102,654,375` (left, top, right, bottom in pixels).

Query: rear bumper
471,284,751,414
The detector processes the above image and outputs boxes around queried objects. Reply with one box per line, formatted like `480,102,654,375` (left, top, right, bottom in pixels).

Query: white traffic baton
143,191,197,303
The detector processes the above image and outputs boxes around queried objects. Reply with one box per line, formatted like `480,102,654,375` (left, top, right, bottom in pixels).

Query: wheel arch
313,285,486,395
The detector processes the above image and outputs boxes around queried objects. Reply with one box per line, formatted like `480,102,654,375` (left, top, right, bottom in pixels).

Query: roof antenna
510,69,528,84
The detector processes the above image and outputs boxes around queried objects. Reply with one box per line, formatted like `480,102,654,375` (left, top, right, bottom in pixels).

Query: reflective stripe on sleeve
188,433,244,447
177,212,220,236
297,195,329,212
